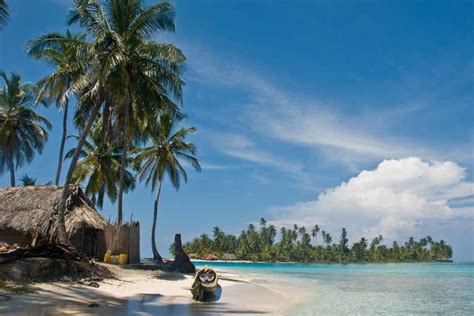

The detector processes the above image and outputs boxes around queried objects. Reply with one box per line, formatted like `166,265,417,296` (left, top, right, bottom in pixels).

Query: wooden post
171,233,195,273
174,234,189,262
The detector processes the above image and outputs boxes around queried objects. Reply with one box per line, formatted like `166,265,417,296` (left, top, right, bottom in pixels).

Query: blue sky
1,0,473,260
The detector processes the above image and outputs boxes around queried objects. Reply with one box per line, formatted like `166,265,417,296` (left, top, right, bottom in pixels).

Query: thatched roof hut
205,253,218,260
0,186,107,258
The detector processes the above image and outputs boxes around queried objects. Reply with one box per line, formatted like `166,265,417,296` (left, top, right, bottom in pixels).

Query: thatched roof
0,186,107,242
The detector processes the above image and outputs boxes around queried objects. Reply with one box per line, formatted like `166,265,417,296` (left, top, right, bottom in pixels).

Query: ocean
195,261,474,315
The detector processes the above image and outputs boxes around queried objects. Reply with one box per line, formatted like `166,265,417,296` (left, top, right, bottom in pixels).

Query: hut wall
80,228,106,260
103,222,140,264
129,222,140,264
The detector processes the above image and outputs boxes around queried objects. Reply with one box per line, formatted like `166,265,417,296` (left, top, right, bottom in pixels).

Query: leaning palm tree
133,111,201,262
50,0,184,246
27,31,89,185
0,71,51,187
65,120,136,209
0,0,8,30
64,0,185,227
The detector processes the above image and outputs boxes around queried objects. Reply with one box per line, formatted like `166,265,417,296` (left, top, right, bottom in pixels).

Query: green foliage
65,121,136,209
133,111,201,192
0,0,8,30
182,219,453,263
19,174,36,186
0,71,51,187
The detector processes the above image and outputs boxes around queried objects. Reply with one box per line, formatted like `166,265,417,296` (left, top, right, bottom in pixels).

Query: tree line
182,218,453,263
0,0,199,262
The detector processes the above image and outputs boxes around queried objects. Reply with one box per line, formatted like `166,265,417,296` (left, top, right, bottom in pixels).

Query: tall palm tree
27,31,89,185
133,111,200,262
311,224,320,246
0,0,8,30
0,71,51,187
65,0,185,226
323,231,332,247
65,120,136,209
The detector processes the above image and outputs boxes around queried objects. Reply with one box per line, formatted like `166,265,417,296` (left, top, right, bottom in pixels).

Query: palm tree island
182,219,453,263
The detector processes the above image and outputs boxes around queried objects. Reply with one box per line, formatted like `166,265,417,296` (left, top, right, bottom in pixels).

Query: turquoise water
195,261,474,315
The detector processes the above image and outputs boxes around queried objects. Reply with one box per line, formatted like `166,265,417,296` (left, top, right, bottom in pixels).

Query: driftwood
0,244,113,282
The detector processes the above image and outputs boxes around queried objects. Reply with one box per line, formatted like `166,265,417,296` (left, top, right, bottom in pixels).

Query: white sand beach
0,264,308,315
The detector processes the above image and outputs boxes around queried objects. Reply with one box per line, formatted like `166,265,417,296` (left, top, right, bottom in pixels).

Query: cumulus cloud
269,157,474,239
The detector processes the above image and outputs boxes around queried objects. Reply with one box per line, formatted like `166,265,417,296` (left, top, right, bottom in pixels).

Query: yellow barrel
112,255,120,264
103,251,111,263
118,254,128,265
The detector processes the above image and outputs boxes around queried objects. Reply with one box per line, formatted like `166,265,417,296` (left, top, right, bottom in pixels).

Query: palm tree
66,0,185,226
20,174,36,186
311,224,320,246
324,231,332,247
27,31,89,185
0,71,51,187
65,121,136,209
53,0,185,245
0,0,8,30
133,111,200,262
298,226,306,238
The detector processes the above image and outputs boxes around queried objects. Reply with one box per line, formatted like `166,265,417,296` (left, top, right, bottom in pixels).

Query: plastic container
103,251,111,263
110,255,119,264
119,253,128,265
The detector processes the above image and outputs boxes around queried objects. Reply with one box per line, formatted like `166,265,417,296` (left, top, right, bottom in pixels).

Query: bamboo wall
103,222,140,264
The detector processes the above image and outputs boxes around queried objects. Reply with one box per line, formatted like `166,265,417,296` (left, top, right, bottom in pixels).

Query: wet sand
0,264,307,315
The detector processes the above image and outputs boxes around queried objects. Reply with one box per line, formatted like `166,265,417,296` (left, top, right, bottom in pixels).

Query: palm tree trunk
8,154,15,187
117,97,130,225
55,98,69,185
57,101,101,246
151,180,163,262
97,187,105,209
97,101,110,209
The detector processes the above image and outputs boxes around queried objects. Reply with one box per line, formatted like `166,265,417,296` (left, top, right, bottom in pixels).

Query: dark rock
171,234,196,273
88,281,100,288
88,302,99,308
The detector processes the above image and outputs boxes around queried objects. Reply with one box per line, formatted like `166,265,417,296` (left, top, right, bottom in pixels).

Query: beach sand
0,264,308,315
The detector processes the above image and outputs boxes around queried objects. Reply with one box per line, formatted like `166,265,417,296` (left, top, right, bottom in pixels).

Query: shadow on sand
0,286,267,315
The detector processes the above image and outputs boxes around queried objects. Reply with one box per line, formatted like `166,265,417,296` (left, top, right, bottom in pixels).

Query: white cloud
268,157,474,239
209,132,308,181
183,43,471,168
199,162,238,171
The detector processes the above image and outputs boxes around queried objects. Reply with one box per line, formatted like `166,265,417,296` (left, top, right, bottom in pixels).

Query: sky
0,0,473,260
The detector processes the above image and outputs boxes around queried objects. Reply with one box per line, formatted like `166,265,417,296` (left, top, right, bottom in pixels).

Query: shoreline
192,259,458,264
0,263,309,315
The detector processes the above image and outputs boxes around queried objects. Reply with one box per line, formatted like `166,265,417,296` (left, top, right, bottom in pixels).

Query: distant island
178,218,453,263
